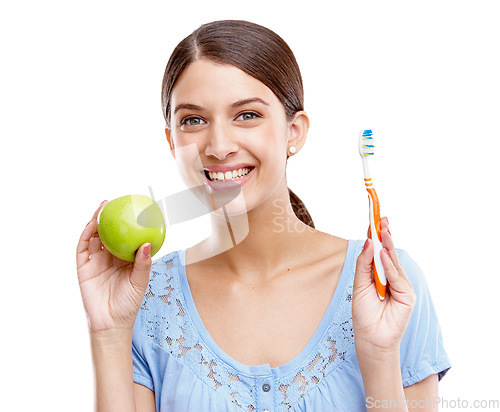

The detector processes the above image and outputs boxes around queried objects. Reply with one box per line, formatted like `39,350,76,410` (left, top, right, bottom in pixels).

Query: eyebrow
173,97,270,114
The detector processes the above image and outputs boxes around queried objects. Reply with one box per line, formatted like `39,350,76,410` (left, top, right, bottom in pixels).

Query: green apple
97,194,166,262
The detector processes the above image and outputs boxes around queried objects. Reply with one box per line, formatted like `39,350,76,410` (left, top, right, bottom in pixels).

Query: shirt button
262,383,271,392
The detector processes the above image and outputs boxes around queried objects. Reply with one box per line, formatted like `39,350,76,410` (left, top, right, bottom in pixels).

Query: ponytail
288,188,315,228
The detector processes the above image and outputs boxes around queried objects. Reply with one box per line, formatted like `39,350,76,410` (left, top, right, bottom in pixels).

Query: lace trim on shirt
139,250,357,411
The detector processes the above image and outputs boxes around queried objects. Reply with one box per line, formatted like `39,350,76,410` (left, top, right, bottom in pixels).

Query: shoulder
148,249,185,285
394,248,430,298
134,248,188,346
137,248,187,318
302,230,351,264
151,249,184,271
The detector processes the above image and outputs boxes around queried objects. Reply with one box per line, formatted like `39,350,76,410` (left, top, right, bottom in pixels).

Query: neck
186,183,316,282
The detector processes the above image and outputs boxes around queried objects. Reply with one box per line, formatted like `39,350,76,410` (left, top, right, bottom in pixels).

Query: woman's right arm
90,330,156,412
76,201,156,412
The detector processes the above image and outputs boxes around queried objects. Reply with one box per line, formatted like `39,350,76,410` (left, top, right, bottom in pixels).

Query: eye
236,111,261,121
180,116,206,127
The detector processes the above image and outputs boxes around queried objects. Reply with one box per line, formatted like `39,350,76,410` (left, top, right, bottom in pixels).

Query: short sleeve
132,308,154,391
397,249,451,387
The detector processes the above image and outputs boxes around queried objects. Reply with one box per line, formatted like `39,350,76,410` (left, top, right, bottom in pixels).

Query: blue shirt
132,239,451,411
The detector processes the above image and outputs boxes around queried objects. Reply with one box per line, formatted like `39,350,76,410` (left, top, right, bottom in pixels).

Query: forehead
171,59,280,107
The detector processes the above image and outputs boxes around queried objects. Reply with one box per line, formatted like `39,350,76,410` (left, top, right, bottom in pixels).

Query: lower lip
201,168,255,191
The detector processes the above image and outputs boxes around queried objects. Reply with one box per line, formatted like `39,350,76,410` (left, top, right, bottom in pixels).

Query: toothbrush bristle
360,129,375,156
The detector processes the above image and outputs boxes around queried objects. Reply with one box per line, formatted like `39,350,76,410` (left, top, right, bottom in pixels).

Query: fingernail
86,220,92,227
143,243,151,258
363,238,370,251
100,200,107,205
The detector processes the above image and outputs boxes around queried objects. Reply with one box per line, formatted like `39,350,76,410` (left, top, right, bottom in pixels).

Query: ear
287,111,310,154
165,127,176,159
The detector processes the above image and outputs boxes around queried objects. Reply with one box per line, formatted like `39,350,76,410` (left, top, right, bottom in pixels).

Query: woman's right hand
76,200,152,336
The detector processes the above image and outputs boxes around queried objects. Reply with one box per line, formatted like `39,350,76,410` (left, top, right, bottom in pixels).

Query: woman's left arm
405,374,438,412
353,217,428,411
404,374,438,411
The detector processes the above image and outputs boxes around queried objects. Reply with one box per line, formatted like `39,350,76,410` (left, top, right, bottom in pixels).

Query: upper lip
202,163,255,173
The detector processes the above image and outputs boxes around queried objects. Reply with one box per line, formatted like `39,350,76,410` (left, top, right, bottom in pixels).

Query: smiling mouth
204,167,255,182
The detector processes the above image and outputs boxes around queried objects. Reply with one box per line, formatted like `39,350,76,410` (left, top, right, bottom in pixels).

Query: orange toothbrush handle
366,186,382,243
365,180,386,300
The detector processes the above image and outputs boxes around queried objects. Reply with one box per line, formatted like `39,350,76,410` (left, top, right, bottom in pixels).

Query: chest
185,262,343,368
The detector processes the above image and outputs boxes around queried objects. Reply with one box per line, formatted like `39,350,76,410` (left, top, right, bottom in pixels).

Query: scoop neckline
177,239,356,379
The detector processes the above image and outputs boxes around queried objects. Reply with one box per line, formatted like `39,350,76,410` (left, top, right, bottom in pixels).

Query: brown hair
161,20,314,228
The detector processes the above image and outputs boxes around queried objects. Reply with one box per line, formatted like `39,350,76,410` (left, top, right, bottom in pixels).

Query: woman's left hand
352,217,416,357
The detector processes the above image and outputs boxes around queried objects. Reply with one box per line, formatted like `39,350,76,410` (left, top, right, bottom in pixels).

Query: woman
76,20,450,411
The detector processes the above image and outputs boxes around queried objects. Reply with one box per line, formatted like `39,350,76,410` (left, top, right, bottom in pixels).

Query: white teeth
208,167,252,181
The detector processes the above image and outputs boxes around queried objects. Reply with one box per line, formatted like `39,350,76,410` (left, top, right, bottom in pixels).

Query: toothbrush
359,129,386,300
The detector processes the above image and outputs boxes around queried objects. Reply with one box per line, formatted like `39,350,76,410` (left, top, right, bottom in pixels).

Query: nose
204,121,238,160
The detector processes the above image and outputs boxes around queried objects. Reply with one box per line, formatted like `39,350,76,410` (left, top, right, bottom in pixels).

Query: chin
211,191,252,217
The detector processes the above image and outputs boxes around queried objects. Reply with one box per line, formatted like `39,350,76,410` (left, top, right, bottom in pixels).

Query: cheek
173,142,204,188
254,123,288,168
254,119,286,148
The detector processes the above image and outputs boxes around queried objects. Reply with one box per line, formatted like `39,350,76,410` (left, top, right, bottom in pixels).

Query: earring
289,146,297,154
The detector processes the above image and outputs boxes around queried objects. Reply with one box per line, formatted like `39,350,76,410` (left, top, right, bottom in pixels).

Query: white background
1,0,498,410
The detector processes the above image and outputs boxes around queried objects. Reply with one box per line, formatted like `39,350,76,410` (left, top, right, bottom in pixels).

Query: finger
380,247,414,304
381,225,396,259
379,221,414,292
76,220,96,268
76,200,108,268
89,232,104,255
129,243,152,295
381,216,389,227
379,220,405,277
379,217,412,292
367,216,388,241
354,238,375,290
380,216,389,236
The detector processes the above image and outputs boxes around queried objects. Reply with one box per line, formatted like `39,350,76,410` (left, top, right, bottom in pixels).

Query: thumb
130,243,152,293
354,238,374,290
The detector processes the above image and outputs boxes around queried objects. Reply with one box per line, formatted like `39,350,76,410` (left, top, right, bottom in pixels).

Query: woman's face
167,58,293,216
